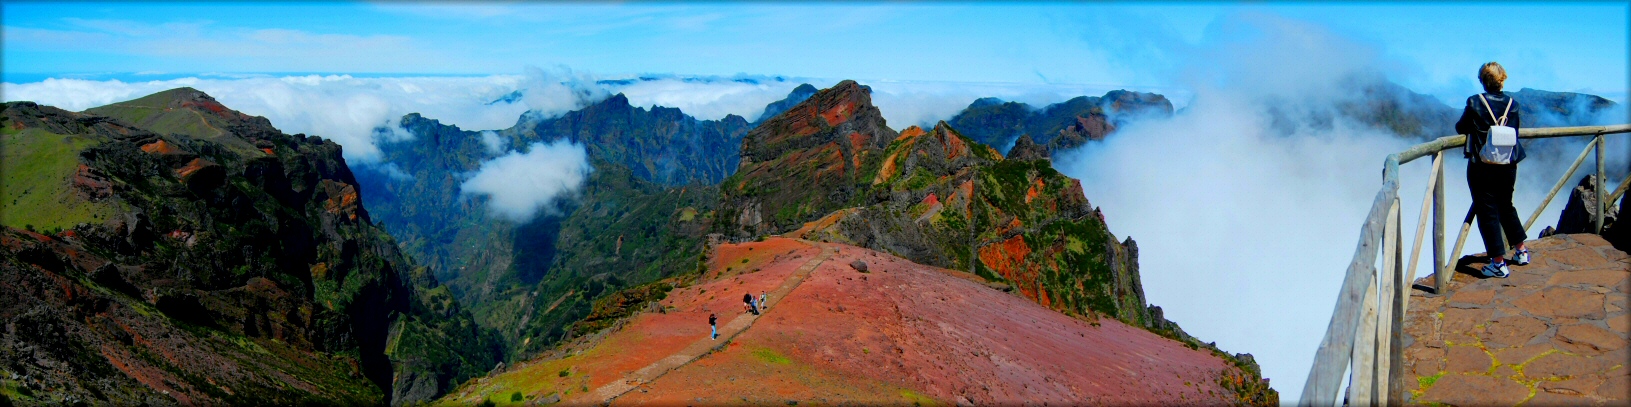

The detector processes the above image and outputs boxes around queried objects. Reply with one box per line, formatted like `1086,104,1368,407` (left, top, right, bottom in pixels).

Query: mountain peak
968,97,1007,109
723,80,898,236
756,83,820,123
85,87,274,156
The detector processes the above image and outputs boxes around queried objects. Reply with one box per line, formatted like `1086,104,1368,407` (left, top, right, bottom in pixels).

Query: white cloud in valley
459,140,594,222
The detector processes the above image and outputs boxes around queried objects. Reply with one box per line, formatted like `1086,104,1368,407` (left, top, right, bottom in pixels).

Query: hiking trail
587,242,837,404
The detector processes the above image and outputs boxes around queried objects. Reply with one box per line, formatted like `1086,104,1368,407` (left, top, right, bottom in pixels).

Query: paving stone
1417,373,1530,406
1547,269,1630,291
1449,288,1497,308
1551,246,1612,269
1493,342,1556,367
1525,351,1613,379
1539,374,1606,396
1525,388,1603,406
1595,372,1629,401
1479,315,1549,348
1401,234,1629,405
1556,323,1626,354
1442,308,1495,340
1513,286,1607,320
1445,345,1493,374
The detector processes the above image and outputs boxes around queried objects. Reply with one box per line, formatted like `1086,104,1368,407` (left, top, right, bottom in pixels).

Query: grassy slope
0,127,121,231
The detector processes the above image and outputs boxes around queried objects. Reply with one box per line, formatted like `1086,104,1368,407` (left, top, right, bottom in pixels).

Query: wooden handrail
1304,124,1630,407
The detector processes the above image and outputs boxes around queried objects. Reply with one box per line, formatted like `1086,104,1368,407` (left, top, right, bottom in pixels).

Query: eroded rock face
719,80,899,237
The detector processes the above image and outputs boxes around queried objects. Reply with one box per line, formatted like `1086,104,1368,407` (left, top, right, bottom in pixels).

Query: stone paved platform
1402,233,1629,406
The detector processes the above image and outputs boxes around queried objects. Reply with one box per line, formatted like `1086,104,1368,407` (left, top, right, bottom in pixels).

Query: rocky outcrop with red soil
718,80,900,237
0,91,500,406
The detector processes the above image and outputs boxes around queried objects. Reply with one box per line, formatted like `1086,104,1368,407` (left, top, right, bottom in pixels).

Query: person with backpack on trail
1456,61,1530,279
709,313,718,340
744,293,758,315
757,292,766,312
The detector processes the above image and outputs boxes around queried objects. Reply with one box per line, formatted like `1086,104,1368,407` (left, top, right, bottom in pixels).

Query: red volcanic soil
622,243,1236,405
444,238,1239,405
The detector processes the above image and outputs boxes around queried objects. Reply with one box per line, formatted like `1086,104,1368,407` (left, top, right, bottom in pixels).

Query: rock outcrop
717,80,899,237
1556,174,1618,235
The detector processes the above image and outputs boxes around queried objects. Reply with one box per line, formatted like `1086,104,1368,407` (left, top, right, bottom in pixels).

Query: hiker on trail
744,293,758,315
709,313,718,340
1456,61,1530,279
757,292,766,311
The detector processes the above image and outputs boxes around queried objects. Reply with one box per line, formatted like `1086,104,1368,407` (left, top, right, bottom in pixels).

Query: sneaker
1481,262,1510,278
1513,249,1531,266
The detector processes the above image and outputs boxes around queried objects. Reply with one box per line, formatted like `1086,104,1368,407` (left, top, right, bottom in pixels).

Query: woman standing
1455,61,1531,278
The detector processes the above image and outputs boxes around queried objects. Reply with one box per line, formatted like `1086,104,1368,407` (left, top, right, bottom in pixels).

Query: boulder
1556,174,1616,234
849,259,869,273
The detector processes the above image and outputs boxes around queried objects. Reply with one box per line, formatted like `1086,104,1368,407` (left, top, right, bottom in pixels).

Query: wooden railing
1299,124,1631,407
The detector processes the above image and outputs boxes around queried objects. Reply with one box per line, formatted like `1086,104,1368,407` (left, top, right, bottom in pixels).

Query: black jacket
1456,91,1525,163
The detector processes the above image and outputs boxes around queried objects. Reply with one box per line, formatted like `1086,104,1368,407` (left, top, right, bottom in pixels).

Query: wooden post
1374,200,1400,404
1596,134,1606,234
1409,155,1442,291
1434,152,1446,295
1388,197,1409,405
1351,269,1380,407
1443,209,1475,292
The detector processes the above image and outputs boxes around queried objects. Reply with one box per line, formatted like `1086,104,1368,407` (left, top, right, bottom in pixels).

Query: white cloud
460,140,593,222
613,77,801,121
479,130,506,154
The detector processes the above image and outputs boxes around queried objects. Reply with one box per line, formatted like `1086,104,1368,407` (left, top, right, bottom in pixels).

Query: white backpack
1476,94,1518,164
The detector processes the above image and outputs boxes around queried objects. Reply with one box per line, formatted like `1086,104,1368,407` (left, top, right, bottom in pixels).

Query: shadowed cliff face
0,90,501,406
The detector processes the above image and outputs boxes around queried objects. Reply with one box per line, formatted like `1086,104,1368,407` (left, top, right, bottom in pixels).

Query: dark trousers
1467,161,1526,258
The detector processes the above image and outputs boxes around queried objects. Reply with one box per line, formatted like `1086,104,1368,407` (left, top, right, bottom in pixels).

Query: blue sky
4,2,1628,103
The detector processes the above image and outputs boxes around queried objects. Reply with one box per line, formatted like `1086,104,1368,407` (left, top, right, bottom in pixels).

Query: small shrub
559,368,570,377
511,392,523,402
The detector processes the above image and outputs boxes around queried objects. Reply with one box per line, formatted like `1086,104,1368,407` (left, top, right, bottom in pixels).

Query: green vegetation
0,128,119,231
752,347,793,365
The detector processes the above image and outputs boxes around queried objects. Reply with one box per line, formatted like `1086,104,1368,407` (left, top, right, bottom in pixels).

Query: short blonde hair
1479,62,1507,93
